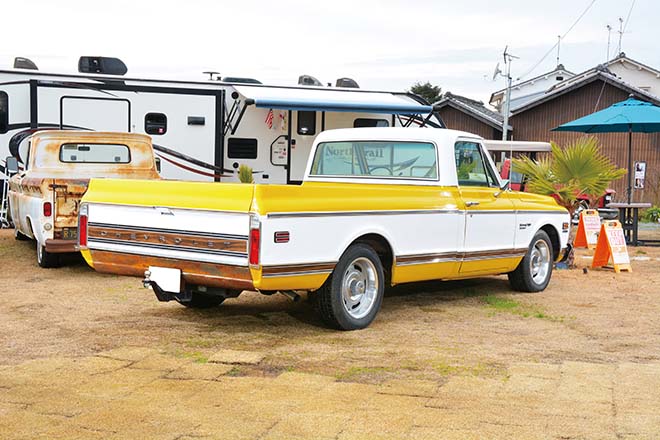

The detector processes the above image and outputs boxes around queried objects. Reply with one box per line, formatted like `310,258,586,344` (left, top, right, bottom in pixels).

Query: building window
297,111,316,136
144,112,167,135
60,143,131,164
0,92,8,134
353,118,390,128
310,141,437,180
228,138,258,159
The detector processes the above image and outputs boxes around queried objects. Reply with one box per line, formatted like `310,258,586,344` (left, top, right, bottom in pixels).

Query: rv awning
234,85,432,114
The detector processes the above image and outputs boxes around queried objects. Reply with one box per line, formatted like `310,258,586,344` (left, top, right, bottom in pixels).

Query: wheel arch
539,224,560,260
346,233,395,283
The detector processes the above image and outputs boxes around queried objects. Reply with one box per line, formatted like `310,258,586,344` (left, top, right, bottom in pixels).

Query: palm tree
512,136,626,215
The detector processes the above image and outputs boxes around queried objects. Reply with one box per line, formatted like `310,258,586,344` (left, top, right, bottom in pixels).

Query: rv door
60,97,130,132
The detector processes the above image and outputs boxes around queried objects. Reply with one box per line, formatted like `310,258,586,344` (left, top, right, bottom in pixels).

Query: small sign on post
574,209,601,249
592,220,632,273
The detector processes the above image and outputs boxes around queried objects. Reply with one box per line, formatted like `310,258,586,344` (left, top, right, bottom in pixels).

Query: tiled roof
434,92,511,131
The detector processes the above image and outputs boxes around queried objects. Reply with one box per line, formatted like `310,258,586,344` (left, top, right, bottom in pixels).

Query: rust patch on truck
90,250,254,290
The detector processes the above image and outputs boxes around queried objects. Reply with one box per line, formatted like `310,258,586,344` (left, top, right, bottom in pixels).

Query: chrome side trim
262,269,333,278
395,248,528,266
261,261,336,278
268,208,566,219
515,210,568,215
267,209,460,219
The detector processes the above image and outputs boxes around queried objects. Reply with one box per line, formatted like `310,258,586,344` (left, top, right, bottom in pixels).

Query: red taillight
249,227,260,265
43,202,52,217
79,214,88,247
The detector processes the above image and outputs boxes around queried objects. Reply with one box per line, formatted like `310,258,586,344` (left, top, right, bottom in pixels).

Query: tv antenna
606,24,612,60
617,17,625,54
497,46,519,141
556,35,561,66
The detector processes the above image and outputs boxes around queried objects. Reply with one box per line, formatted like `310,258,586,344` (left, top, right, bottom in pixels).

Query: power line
517,0,597,80
622,0,636,34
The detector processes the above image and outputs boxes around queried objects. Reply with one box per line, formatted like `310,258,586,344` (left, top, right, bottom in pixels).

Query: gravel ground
2,229,660,439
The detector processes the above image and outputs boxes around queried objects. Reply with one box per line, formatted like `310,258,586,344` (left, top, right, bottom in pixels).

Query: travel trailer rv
0,57,443,189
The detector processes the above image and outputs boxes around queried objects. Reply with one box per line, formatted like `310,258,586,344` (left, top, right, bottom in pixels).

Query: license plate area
62,228,78,240
148,266,182,293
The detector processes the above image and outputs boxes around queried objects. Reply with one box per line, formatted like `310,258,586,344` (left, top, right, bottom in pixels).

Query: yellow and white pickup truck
79,128,570,330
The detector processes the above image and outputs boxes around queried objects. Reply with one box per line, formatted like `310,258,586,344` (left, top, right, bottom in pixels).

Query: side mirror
5,156,19,175
500,179,510,191
154,157,161,173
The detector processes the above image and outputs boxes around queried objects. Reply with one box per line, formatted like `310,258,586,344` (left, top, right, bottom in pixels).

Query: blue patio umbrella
553,96,660,203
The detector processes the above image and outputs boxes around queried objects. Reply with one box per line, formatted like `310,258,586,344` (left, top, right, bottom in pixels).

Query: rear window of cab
310,141,438,180
59,143,131,164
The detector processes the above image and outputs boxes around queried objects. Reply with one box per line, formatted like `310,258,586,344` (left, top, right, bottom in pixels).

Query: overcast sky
1,0,656,105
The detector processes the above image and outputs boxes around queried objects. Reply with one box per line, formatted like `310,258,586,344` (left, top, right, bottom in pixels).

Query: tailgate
53,179,89,233
81,179,255,267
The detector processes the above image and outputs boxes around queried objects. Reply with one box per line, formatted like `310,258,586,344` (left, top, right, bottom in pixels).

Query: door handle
465,201,480,207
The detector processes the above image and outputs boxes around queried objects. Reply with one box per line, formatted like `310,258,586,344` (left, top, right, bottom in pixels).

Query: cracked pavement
1,351,660,439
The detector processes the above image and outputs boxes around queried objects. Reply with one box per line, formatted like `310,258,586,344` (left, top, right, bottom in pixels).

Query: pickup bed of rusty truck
8,130,160,267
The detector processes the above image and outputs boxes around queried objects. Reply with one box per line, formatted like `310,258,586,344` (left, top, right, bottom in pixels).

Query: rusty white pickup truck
79,128,570,330
7,131,160,267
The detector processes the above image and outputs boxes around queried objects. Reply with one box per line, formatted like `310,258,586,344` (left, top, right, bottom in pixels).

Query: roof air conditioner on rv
335,78,359,88
78,56,128,76
14,57,38,70
298,75,323,86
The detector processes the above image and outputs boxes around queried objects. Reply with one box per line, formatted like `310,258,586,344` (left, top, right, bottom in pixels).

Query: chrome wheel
341,257,379,320
529,239,551,285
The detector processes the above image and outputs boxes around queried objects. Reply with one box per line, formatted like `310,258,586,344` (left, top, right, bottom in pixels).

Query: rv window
353,118,389,128
0,92,8,134
228,138,258,159
297,111,316,136
60,143,131,164
145,113,167,135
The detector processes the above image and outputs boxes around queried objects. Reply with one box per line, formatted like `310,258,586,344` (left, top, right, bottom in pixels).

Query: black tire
179,293,225,309
14,228,29,241
36,241,60,268
316,243,385,330
508,230,554,292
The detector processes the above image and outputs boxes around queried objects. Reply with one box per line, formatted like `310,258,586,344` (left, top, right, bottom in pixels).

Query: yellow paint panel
458,257,522,276
83,179,255,212
254,182,463,214
251,267,329,291
392,261,459,284
80,249,94,268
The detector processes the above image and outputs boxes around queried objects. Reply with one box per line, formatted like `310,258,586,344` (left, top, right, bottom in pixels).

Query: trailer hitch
143,270,191,303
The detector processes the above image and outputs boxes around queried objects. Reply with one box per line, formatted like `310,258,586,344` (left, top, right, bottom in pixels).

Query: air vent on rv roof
298,75,323,86
14,57,38,70
335,78,359,88
222,77,262,84
78,57,128,76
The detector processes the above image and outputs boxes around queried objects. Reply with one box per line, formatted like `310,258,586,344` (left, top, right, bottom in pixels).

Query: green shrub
238,164,254,184
642,206,660,223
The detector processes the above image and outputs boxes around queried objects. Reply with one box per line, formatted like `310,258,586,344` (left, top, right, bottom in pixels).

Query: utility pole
501,47,519,141
606,24,612,60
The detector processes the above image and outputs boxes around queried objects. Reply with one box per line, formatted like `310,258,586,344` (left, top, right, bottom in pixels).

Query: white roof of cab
307,128,487,187
313,127,482,145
